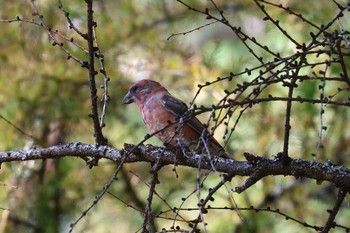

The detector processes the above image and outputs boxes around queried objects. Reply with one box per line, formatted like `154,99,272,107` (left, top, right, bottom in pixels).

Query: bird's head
122,79,166,105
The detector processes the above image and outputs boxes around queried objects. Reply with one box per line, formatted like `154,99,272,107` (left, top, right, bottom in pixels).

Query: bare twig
0,114,38,142
281,77,296,162
321,188,348,233
85,0,107,146
68,152,127,232
142,160,162,233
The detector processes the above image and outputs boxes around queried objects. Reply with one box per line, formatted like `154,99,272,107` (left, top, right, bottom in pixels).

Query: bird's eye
131,86,138,92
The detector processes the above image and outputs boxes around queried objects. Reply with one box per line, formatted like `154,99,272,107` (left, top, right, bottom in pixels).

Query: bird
122,79,229,158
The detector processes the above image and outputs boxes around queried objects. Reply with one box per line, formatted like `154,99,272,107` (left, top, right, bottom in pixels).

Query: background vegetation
0,0,349,232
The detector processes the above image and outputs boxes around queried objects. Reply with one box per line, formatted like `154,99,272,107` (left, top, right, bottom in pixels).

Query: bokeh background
0,0,349,232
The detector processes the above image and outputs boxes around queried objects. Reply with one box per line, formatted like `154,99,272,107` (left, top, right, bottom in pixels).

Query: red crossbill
122,79,229,158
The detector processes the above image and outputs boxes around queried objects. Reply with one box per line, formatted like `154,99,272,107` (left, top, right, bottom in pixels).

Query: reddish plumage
122,79,228,157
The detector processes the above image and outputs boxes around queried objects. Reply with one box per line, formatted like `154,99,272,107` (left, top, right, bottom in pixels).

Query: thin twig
68,155,127,232
142,160,162,233
0,114,38,142
320,189,347,233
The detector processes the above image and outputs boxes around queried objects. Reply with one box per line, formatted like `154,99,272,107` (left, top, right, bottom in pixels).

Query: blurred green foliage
0,0,349,232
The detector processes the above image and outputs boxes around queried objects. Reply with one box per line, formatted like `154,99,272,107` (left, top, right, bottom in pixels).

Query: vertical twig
281,76,297,163
336,38,350,86
315,66,328,158
85,0,107,146
142,161,162,233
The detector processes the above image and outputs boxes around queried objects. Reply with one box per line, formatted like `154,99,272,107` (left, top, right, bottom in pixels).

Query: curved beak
122,91,135,104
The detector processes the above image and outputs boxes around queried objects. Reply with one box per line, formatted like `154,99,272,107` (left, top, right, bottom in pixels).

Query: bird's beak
122,91,135,104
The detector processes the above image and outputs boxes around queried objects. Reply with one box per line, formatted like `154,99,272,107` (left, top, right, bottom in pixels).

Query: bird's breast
141,98,176,133
140,95,200,146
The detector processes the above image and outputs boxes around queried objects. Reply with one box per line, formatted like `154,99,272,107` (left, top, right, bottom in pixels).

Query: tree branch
85,0,107,146
321,188,347,233
1,143,349,191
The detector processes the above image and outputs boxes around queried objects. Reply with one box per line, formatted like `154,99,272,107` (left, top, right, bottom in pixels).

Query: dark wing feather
162,94,228,157
161,94,207,135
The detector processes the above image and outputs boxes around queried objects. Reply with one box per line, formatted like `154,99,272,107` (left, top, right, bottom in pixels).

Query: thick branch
0,143,349,191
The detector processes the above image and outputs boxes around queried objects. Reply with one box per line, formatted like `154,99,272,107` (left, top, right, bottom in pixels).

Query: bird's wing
161,93,227,156
161,94,208,136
